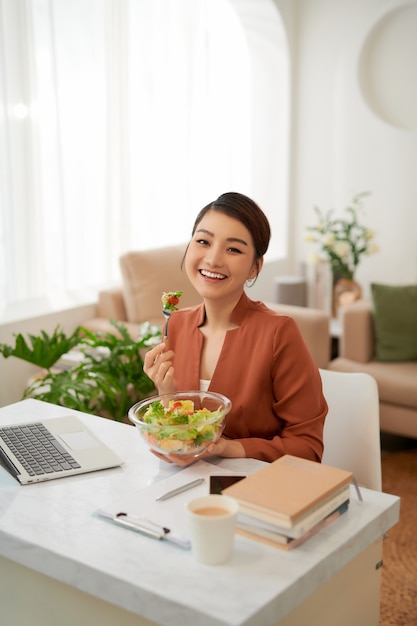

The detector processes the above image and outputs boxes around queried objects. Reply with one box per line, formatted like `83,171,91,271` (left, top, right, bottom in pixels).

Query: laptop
0,415,123,485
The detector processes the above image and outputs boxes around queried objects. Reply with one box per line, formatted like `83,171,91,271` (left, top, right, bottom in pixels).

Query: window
0,0,289,318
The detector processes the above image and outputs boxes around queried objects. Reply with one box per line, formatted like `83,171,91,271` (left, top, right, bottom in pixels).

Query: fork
162,309,171,339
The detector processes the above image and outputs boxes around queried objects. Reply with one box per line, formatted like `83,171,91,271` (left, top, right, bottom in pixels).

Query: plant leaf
14,320,159,421
1,326,82,368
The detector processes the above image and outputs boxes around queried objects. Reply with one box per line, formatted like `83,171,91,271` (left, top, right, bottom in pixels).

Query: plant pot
333,278,362,318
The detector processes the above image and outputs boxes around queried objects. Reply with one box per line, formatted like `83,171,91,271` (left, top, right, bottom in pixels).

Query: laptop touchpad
60,431,100,451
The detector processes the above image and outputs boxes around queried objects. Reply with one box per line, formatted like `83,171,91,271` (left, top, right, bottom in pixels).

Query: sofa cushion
120,245,201,325
371,283,417,362
329,357,417,410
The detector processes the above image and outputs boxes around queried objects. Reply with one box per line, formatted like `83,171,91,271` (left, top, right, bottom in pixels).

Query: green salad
140,399,224,454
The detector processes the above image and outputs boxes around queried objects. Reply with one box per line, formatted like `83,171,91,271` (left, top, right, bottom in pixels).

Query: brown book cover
222,454,353,528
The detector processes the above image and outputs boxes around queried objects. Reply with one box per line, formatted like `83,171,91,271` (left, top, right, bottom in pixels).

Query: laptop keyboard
0,423,81,476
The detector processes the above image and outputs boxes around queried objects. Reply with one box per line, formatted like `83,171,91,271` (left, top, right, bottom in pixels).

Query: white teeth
200,269,226,280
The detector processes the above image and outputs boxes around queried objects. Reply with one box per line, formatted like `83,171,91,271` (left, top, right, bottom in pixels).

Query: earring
246,277,256,288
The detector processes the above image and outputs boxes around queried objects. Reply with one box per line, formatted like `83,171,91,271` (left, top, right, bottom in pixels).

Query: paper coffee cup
186,494,239,565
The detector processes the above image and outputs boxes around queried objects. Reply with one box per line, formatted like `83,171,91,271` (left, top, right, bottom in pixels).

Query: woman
144,192,327,464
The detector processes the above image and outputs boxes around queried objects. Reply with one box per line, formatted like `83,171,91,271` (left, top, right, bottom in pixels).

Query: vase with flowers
304,192,379,317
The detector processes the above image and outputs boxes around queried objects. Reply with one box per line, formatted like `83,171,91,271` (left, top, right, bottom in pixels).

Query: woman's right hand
143,342,177,395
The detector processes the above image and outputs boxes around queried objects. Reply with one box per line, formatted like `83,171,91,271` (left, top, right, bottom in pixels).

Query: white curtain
0,0,289,316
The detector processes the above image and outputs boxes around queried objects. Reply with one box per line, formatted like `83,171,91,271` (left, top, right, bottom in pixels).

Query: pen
156,477,205,501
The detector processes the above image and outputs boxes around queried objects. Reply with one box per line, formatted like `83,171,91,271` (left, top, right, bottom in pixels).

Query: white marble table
0,399,399,626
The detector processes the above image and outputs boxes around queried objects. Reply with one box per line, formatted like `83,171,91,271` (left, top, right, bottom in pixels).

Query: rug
379,446,417,626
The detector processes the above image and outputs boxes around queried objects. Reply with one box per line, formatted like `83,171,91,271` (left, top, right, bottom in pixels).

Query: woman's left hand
150,438,246,466
150,448,214,467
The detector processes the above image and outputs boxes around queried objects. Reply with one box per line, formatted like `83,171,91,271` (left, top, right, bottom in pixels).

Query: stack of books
222,454,353,550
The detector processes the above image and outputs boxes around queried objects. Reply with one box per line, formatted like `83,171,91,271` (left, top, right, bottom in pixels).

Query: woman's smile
199,269,227,281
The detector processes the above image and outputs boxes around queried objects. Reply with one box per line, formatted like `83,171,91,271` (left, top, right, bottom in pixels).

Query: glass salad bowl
128,391,232,457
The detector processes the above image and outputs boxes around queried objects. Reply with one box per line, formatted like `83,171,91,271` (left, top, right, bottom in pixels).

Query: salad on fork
161,291,183,338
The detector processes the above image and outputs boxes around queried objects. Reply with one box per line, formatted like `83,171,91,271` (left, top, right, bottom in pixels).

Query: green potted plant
0,321,161,422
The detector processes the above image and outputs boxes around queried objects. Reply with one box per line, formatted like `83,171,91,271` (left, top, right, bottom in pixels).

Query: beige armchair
329,300,417,439
83,244,331,369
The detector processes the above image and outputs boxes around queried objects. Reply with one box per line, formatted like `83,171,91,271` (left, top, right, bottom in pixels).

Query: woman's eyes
195,239,242,254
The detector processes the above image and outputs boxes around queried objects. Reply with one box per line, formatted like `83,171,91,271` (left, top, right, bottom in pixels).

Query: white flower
138,321,162,344
334,241,350,258
322,233,335,247
305,192,379,278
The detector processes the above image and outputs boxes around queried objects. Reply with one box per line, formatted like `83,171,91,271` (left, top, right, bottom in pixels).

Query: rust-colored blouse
166,293,327,463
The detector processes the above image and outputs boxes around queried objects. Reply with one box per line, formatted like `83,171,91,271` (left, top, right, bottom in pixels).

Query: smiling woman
143,192,327,466
0,0,289,320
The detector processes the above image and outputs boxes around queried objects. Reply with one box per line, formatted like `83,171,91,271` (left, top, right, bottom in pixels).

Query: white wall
285,0,417,295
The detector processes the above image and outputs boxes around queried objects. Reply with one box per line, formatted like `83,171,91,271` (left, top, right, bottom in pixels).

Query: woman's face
185,209,262,304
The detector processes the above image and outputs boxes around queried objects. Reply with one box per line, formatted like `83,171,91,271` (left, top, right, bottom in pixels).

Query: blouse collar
195,292,252,328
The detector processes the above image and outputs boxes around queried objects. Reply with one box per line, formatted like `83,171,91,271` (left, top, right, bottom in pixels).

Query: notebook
0,415,123,484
